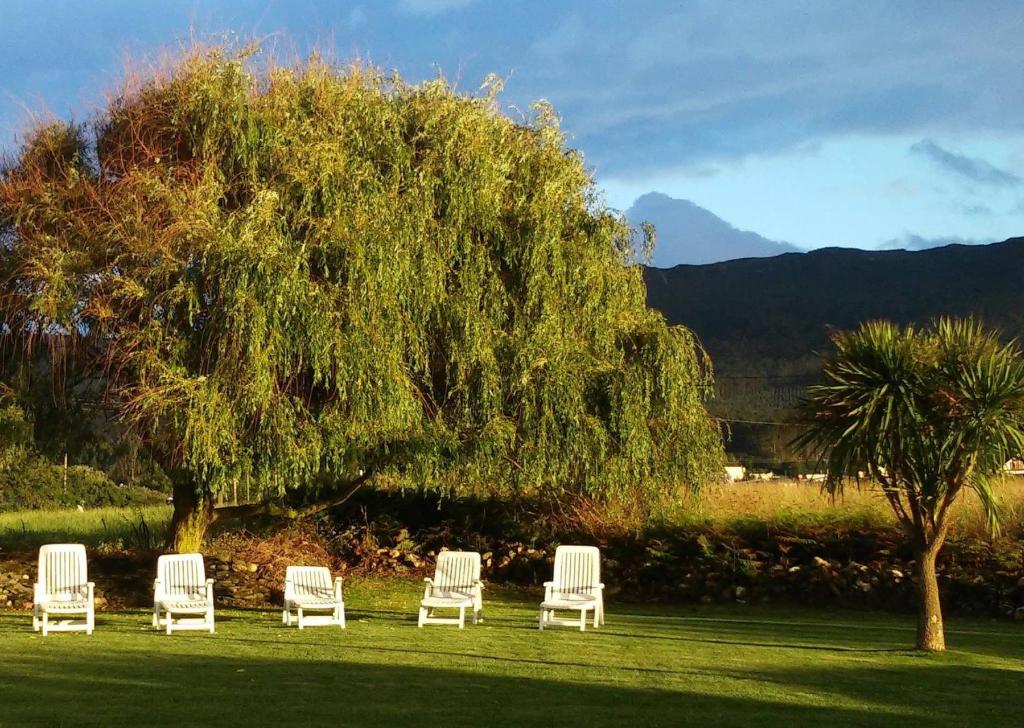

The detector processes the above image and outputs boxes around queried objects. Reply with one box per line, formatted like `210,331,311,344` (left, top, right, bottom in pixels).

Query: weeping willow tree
0,46,722,551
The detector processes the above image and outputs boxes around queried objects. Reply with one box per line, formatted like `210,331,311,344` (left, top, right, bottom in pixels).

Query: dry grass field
671,476,1024,538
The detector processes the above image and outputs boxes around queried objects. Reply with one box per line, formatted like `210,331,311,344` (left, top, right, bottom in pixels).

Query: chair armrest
87,582,95,597
475,580,485,590
423,577,434,584
205,579,215,600
33,582,44,604
153,578,162,601
334,577,344,599
542,581,556,587
596,583,605,590
284,578,294,600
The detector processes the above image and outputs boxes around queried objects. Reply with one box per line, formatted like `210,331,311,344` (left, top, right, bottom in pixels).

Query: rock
813,556,830,568
734,586,747,600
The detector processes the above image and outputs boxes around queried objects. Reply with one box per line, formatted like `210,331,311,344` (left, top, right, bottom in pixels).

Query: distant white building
724,465,746,482
1004,458,1024,475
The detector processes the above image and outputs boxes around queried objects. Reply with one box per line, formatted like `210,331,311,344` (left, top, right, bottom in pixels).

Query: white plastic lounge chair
418,550,483,628
33,544,95,636
283,566,346,629
539,545,605,631
153,553,215,634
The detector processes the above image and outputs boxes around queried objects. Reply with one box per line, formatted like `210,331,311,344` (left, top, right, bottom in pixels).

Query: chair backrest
157,553,207,596
432,551,481,591
552,545,601,594
285,566,333,597
38,544,88,598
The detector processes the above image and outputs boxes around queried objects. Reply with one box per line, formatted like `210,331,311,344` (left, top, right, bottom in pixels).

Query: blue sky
2,0,1022,253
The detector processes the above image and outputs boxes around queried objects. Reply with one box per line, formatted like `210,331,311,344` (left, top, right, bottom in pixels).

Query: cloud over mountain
879,233,989,251
627,193,799,266
909,140,1021,187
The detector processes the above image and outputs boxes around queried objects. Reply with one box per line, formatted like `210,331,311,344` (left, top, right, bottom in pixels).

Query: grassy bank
0,581,1021,727
0,505,171,551
671,477,1024,537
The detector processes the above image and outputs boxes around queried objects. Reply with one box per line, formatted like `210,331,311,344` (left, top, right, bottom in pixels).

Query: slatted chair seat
153,554,215,634
539,545,605,632
418,551,483,628
283,566,345,629
33,544,95,636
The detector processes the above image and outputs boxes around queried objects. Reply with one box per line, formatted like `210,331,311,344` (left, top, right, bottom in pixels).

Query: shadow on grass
7,648,1021,727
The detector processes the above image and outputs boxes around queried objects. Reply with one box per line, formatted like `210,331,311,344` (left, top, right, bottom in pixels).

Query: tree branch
211,470,373,522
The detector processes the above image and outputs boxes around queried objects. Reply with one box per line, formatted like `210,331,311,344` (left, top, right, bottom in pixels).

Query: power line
713,416,808,427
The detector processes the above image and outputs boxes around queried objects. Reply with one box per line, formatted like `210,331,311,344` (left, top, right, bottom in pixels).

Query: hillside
646,237,1024,370
643,237,1024,462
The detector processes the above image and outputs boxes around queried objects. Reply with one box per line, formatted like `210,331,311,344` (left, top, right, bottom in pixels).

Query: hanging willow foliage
0,46,722,546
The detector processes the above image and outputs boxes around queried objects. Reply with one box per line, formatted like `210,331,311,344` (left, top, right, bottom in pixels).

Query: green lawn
0,579,1021,727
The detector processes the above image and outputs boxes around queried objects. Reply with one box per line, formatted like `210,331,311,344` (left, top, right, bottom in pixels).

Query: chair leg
41,611,48,637
208,606,215,634
418,607,427,628
579,610,586,632
593,607,599,628
297,608,304,630
282,607,289,625
87,607,95,635
166,614,173,635
458,607,465,629
338,604,346,628
538,607,545,630
153,604,160,628
32,604,39,632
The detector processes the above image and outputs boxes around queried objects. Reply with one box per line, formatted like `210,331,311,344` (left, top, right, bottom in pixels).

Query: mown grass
0,580,1021,727
0,505,171,551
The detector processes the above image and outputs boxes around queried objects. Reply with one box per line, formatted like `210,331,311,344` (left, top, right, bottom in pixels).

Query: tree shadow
8,648,1017,727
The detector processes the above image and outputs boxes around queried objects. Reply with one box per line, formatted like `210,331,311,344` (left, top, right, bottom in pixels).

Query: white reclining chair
539,545,604,631
34,544,95,636
153,553,215,634
283,566,346,629
418,550,483,628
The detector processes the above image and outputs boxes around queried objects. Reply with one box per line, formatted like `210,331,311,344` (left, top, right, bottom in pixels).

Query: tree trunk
168,481,215,553
915,546,945,652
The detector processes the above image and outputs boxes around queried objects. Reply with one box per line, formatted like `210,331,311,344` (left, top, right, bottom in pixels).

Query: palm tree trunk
915,546,945,651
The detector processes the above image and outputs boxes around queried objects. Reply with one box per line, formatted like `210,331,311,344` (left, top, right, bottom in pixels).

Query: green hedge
0,455,166,511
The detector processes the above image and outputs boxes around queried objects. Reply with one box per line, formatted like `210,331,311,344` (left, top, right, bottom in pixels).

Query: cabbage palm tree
796,318,1024,651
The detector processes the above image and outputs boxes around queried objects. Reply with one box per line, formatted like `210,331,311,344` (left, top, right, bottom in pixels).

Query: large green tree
0,47,722,550
796,319,1024,651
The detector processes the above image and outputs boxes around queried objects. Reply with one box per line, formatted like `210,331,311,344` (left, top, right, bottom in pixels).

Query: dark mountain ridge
645,237,1024,375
